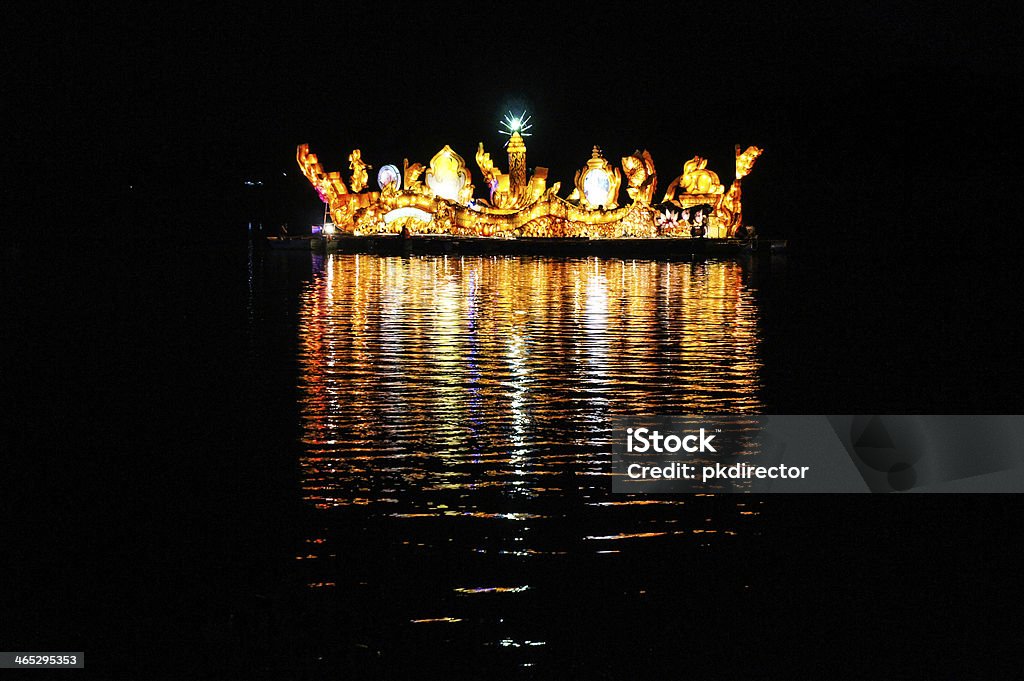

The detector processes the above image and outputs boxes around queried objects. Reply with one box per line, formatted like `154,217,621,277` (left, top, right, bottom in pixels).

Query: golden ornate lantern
571,146,622,210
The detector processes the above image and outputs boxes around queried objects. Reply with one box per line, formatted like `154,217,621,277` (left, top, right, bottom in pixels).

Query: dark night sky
5,3,1020,244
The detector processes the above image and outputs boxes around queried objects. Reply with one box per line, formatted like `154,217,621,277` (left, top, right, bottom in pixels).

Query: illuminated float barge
294,113,774,257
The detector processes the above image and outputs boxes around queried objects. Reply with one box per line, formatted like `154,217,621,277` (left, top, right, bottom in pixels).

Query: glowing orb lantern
377,164,401,190
573,146,622,210
583,171,612,207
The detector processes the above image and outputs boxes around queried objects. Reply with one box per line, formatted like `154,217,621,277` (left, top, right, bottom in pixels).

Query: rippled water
13,235,1018,677
286,254,770,672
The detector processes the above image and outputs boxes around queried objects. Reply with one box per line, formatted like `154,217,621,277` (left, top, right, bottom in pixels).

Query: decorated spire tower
500,111,532,203
507,131,527,201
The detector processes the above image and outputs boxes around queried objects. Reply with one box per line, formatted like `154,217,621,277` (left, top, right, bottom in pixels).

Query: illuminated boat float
296,112,774,257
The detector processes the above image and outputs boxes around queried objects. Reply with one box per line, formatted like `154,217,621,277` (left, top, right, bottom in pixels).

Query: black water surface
4,228,1023,678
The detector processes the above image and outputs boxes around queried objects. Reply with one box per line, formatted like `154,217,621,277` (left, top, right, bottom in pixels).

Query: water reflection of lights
506,322,530,477
293,253,768,670
297,254,763,510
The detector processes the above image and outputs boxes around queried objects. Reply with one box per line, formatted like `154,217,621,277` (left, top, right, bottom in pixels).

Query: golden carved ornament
321,171,347,198
525,167,549,204
572,146,622,210
711,180,743,237
348,149,372,193
299,137,761,240
402,159,426,193
297,144,349,194
475,143,508,206
662,156,724,203
711,146,764,236
476,144,499,189
735,145,763,179
621,149,657,204
681,156,724,194
424,145,474,205
476,140,547,209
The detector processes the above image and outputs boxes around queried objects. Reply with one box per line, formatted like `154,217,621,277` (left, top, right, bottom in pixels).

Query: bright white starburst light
498,110,533,141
